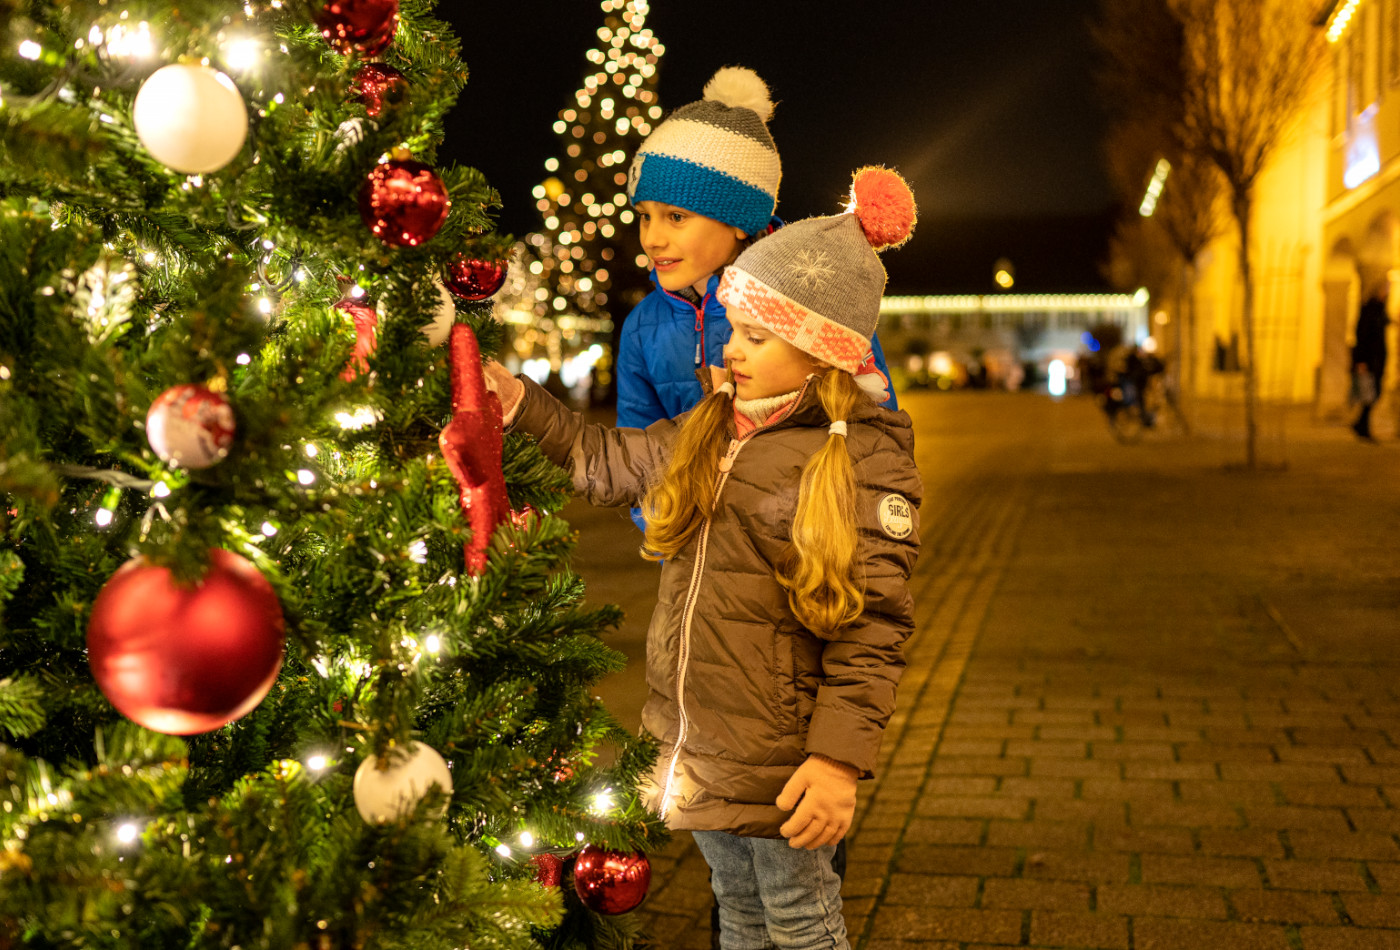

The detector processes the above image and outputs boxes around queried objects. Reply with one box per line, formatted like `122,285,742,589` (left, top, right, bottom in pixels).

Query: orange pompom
850,166,917,251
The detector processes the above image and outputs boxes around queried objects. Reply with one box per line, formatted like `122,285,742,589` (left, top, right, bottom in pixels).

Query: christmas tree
521,0,662,384
0,1,662,947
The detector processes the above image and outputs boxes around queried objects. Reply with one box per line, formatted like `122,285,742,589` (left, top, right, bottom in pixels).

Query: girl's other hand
482,359,524,419
776,754,858,850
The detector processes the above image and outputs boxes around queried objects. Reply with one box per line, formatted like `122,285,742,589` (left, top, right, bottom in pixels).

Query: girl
486,167,921,950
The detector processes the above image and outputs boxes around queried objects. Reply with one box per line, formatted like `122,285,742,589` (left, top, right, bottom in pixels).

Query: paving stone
999,777,1078,799
1096,883,1230,917
1229,888,1341,924
895,845,1020,877
916,796,1030,820
1129,801,1243,828
1340,893,1400,927
880,873,980,907
985,819,1090,850
1132,918,1293,950
866,906,1024,944
1298,928,1400,949
1029,910,1129,949
1020,849,1131,884
1262,858,1372,891
1092,825,1196,854
1288,829,1400,861
1242,805,1353,833
902,818,985,846
1197,828,1287,858
1139,853,1264,888
981,877,1092,911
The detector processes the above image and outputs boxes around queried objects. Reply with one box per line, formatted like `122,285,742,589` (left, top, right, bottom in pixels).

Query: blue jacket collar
648,269,725,314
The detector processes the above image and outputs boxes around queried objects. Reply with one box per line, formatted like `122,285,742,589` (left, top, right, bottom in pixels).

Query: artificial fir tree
0,1,662,947
526,0,662,344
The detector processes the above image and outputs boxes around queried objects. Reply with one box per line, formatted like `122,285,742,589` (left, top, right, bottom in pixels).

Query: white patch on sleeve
877,493,914,540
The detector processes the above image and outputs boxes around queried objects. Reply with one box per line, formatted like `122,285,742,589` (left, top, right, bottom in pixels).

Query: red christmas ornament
443,255,508,301
350,62,407,117
572,846,651,915
359,159,451,247
316,0,400,56
146,384,236,469
531,853,565,888
337,298,379,382
439,324,510,575
87,549,286,736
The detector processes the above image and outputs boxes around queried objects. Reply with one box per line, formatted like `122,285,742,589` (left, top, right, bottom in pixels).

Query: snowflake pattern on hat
788,250,835,290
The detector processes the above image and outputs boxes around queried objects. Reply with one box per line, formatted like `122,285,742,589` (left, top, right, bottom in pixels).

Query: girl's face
637,201,747,295
723,309,824,400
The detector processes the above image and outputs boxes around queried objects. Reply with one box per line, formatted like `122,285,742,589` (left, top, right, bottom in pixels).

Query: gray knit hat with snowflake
627,67,781,236
717,167,917,373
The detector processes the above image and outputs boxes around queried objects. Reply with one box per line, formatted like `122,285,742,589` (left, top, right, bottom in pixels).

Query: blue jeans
692,831,848,950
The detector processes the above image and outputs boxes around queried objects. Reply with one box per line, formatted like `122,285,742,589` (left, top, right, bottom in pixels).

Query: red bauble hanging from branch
87,549,286,736
438,323,510,576
350,62,408,117
317,0,400,56
572,846,651,915
443,255,508,301
359,158,451,247
146,383,236,470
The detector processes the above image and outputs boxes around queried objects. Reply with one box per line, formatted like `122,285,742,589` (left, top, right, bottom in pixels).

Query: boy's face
636,201,747,296
723,309,824,401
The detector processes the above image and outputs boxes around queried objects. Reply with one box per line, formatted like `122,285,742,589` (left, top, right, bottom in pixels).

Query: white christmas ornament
133,64,248,174
145,384,236,469
353,741,453,823
421,279,458,346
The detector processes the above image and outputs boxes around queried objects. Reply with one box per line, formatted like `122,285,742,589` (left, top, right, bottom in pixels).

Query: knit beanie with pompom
626,66,781,237
716,167,917,373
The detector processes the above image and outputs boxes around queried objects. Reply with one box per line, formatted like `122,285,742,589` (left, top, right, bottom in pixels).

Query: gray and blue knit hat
627,67,781,237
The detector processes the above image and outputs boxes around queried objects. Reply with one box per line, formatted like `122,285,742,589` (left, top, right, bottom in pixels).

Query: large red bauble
359,160,451,247
87,549,286,736
316,0,400,56
572,846,650,915
443,255,508,301
350,63,407,118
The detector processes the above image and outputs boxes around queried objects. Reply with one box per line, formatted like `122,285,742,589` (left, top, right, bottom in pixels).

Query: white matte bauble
353,741,453,823
421,279,458,346
133,64,248,174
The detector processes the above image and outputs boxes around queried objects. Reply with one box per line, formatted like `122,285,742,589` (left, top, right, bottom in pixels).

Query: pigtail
641,381,735,561
777,370,865,637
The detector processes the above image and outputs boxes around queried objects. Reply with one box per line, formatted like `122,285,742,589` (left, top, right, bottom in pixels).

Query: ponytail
777,370,865,637
640,382,734,561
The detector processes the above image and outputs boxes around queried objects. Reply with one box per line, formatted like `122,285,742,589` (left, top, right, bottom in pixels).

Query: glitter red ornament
146,384,236,469
439,324,509,575
87,549,286,736
531,853,565,888
316,0,400,56
443,255,508,301
350,62,407,117
572,846,651,915
359,159,450,247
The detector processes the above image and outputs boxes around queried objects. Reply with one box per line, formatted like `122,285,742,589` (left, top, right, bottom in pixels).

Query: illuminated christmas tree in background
0,1,660,946
508,0,663,394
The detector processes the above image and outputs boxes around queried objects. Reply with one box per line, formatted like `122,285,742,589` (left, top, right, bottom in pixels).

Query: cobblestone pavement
570,391,1400,949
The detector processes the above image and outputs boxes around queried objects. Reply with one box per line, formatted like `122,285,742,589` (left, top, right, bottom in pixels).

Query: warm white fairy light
408,540,428,564
151,481,171,499
296,469,315,485
423,633,442,655
592,790,614,814
101,21,154,59
94,508,114,527
519,831,535,848
306,754,328,771
223,37,261,71
495,843,512,857
334,406,380,430
236,353,251,365
115,823,140,845
18,40,42,60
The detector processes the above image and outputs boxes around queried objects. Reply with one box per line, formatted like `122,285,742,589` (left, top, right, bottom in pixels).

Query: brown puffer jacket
508,375,921,838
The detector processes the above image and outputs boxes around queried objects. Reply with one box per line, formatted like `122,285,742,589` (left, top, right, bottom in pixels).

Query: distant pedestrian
1351,282,1389,441
484,168,921,950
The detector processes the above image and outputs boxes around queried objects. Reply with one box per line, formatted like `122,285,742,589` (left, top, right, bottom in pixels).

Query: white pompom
702,67,774,122
353,741,453,824
133,64,248,174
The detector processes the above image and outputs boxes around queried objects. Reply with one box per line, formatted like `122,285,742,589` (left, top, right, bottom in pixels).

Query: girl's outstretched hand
482,359,524,420
776,754,858,849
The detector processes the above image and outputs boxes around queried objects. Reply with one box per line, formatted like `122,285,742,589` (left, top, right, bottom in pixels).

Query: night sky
441,0,1119,295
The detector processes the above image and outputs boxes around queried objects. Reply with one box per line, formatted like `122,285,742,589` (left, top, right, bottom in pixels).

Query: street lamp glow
1139,158,1171,217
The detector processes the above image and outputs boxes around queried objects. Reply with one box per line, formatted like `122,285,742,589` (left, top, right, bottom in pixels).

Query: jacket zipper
659,434,746,819
657,376,814,819
662,287,712,368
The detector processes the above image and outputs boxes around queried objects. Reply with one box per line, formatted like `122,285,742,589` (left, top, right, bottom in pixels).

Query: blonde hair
642,369,865,638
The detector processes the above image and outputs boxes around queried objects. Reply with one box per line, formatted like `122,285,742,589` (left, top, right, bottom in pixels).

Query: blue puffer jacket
616,271,898,431
616,270,899,530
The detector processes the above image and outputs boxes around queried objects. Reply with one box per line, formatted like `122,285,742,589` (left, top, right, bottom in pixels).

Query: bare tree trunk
1235,190,1258,468
1176,258,1194,434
